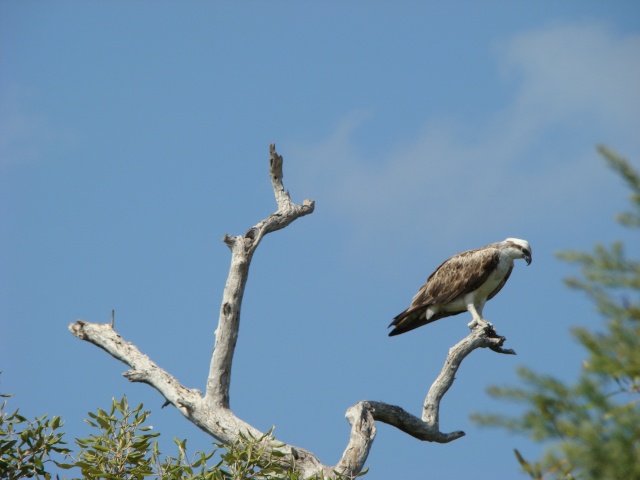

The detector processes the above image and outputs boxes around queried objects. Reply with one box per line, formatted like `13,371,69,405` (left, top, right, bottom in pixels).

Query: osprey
388,238,532,336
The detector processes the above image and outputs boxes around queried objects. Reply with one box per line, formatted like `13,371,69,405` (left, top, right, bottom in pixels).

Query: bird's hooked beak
524,251,532,265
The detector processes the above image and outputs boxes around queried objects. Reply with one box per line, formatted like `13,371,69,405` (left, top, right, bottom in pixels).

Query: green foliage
62,395,310,479
0,392,71,480
60,395,161,479
472,147,640,480
1,392,359,479
216,430,296,480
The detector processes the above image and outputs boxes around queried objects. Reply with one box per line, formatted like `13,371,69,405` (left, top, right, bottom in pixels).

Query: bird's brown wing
388,247,500,336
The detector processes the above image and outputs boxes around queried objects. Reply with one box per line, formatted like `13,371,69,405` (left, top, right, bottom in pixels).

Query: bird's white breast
453,253,513,311
474,254,513,298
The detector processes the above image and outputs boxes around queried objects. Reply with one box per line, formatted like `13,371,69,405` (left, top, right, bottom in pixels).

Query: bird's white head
503,238,532,265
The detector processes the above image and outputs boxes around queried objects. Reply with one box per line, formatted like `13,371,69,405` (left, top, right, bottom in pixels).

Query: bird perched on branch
388,238,532,336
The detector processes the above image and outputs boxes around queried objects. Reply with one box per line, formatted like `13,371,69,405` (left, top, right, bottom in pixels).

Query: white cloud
0,86,77,168
498,22,640,130
287,22,640,257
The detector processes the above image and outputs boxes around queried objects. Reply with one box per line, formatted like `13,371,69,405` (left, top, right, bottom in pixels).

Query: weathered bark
69,144,511,478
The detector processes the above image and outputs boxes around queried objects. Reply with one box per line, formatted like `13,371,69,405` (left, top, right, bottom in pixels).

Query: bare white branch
69,144,512,478
205,143,314,410
422,325,507,427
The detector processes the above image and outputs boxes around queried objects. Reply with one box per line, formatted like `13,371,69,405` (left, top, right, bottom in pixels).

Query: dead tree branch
69,144,511,478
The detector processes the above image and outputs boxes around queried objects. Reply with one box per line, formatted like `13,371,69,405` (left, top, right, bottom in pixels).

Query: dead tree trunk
69,144,511,478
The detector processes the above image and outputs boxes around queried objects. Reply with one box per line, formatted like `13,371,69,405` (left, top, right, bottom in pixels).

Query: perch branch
334,324,509,475
422,324,510,428
69,144,514,479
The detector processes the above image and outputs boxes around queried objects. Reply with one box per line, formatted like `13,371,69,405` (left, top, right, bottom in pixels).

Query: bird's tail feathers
388,307,438,336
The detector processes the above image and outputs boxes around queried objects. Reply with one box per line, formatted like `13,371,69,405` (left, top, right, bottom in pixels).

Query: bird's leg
466,304,492,330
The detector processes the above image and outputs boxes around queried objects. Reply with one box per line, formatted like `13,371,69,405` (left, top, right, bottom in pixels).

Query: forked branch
69,144,510,478
205,144,314,410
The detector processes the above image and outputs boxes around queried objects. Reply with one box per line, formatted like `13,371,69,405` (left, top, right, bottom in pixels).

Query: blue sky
2,2,639,479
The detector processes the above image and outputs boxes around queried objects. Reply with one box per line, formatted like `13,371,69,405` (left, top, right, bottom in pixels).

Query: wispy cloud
287,22,640,257
498,22,640,131
0,86,77,168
